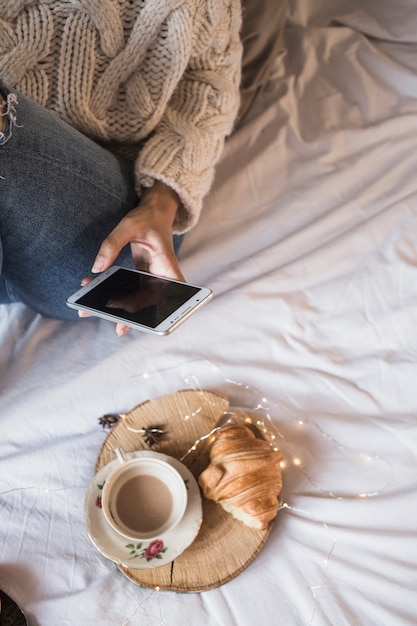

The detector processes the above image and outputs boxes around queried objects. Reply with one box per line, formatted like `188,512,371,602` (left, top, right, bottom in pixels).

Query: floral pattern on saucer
84,451,203,569
127,539,168,561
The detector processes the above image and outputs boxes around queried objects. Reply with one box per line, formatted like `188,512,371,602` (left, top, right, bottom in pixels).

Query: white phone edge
66,266,213,335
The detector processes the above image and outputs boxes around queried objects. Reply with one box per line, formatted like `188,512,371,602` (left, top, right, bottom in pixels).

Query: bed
2,1,417,624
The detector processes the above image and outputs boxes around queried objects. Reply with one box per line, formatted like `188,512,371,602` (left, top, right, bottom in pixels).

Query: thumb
92,230,127,274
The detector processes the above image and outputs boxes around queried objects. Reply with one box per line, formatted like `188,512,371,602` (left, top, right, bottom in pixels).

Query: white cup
101,449,188,541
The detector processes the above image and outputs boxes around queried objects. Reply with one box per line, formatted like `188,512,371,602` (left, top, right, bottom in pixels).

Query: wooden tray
96,389,272,592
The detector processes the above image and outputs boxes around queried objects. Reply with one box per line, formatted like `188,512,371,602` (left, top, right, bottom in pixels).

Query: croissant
198,424,283,530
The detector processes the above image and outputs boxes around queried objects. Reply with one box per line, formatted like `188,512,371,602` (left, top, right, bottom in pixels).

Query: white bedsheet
2,6,417,625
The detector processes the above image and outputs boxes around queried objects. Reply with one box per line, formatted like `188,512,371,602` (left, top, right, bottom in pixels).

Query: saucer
84,450,203,569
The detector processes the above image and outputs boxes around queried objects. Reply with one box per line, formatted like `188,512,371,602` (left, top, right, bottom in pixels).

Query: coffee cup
101,449,188,541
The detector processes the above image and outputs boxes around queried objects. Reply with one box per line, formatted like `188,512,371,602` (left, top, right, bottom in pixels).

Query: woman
0,0,242,334
0,1,288,334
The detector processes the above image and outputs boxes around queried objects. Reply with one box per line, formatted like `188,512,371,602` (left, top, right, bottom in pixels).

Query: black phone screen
75,269,200,328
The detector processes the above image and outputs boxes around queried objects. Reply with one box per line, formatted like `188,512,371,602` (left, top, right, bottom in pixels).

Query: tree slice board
96,389,272,592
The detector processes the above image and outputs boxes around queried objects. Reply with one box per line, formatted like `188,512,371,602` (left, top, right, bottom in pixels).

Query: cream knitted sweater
0,0,242,232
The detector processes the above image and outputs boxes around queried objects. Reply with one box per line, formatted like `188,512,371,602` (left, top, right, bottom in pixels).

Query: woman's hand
80,181,185,336
93,181,185,281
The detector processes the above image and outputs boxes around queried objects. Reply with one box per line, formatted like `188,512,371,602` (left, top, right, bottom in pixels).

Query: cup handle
115,446,128,464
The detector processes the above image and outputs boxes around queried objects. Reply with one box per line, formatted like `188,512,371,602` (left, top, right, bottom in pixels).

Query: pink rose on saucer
144,539,165,559
126,539,168,561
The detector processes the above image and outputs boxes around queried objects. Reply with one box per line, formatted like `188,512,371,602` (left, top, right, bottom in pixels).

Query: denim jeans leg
0,84,139,321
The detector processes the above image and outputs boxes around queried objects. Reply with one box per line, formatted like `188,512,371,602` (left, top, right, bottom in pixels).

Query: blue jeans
0,83,182,321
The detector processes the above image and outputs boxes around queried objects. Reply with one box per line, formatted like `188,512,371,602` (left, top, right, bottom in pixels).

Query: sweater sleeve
135,0,242,233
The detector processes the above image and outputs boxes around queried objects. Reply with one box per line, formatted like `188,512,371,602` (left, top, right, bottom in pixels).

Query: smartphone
66,266,212,335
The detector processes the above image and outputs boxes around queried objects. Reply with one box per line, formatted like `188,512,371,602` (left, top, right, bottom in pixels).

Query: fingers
93,182,182,275
92,229,127,274
87,183,185,338
92,211,169,275
131,242,185,282
115,323,130,337
93,212,185,281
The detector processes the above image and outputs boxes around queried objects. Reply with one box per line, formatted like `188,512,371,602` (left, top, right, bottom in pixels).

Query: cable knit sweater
0,0,242,232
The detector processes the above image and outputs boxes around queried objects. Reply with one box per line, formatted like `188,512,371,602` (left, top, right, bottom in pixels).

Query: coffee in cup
101,452,187,541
